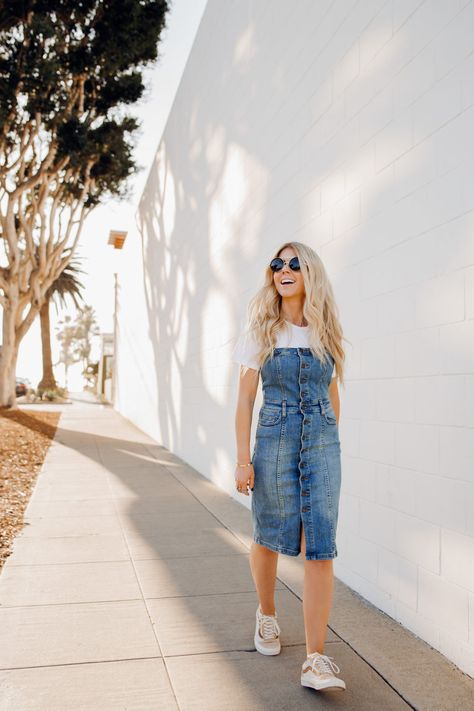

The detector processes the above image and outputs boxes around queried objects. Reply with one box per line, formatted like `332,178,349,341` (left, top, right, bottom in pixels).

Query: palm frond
46,257,86,314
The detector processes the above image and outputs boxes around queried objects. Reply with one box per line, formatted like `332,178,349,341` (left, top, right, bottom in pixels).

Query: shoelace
258,610,281,640
307,652,341,675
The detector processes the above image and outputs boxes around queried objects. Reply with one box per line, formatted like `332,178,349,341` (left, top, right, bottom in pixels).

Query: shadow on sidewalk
3,411,469,710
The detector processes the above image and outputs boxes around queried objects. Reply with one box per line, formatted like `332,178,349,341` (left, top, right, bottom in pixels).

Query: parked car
16,377,31,397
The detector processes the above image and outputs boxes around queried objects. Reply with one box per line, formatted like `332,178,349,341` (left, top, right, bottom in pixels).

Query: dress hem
253,535,337,561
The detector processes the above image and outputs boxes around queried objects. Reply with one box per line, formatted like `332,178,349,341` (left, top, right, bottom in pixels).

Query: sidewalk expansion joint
5,558,133,567
0,655,163,672
0,597,144,609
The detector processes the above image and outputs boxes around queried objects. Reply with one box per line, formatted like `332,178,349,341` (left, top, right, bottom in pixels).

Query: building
113,0,474,677
97,332,114,403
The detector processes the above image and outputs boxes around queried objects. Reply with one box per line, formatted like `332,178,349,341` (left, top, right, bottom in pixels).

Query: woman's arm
234,366,259,495
328,377,340,426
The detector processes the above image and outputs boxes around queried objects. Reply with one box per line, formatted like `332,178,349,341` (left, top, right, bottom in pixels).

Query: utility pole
112,272,118,406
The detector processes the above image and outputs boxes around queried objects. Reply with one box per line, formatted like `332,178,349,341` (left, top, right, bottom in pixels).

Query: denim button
302,490,309,496
303,419,310,424
302,506,309,512
301,462,306,467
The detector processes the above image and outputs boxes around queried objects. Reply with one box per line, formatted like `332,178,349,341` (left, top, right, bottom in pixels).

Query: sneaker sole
254,636,281,655
301,677,346,691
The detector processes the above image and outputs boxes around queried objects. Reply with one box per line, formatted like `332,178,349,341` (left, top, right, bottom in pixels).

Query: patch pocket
258,406,282,427
320,398,337,425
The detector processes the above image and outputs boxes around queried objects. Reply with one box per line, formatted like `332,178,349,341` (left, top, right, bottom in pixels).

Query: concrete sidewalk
0,402,472,710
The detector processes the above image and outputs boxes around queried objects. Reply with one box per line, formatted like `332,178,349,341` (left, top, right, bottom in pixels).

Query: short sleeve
232,330,260,371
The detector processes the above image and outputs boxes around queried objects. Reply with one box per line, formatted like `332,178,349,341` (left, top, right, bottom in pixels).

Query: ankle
259,604,276,616
307,649,324,657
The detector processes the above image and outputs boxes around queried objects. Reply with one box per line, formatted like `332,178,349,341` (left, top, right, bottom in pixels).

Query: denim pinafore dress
251,347,341,561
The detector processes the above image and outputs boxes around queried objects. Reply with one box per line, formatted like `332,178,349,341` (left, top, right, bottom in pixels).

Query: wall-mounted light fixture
107,230,128,249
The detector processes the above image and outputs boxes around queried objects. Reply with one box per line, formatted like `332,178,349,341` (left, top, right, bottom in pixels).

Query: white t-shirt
232,320,336,379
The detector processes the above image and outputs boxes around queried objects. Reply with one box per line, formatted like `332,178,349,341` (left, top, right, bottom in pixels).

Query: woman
232,241,347,693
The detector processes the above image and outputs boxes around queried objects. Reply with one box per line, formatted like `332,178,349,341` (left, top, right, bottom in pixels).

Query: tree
37,256,85,394
74,304,99,372
0,0,169,406
54,304,99,392
83,359,98,391
55,314,79,390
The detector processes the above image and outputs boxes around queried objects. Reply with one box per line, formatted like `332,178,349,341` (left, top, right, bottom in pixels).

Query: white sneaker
301,651,346,691
254,604,281,655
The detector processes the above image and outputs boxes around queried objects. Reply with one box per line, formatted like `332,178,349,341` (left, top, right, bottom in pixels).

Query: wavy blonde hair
242,241,347,386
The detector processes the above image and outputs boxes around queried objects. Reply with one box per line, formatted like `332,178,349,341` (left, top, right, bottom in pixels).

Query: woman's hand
234,363,259,497
234,464,254,496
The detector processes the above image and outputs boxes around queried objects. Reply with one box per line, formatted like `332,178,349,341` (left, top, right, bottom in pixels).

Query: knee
304,559,334,574
252,542,278,557
306,558,333,567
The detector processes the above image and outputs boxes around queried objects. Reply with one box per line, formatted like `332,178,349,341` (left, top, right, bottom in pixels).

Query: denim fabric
251,347,341,560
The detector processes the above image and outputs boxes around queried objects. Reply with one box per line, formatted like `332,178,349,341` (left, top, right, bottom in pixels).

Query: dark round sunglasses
270,256,301,272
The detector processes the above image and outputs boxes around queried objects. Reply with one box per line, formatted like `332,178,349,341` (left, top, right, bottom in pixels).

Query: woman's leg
300,525,334,655
249,542,279,615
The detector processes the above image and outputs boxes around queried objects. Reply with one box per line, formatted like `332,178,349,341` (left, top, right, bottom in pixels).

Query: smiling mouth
281,280,295,285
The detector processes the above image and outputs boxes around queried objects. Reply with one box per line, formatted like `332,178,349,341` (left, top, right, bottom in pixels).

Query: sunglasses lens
270,257,301,271
270,258,284,272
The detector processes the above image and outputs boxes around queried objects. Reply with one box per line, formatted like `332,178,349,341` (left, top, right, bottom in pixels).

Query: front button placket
298,349,314,551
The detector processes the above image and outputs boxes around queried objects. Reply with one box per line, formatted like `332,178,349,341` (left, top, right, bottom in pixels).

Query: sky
15,0,208,390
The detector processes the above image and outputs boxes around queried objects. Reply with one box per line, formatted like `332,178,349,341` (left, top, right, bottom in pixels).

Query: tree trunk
0,292,42,408
37,298,57,392
0,304,18,408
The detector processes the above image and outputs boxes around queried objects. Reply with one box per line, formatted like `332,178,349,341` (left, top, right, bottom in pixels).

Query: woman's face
273,247,305,298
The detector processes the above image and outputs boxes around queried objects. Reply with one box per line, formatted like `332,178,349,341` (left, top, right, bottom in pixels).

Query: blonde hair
242,241,347,386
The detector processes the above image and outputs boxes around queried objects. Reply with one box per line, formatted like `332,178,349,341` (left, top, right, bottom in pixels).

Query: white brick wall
115,0,474,676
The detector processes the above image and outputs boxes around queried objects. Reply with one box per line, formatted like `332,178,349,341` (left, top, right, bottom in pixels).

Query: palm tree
37,258,85,394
